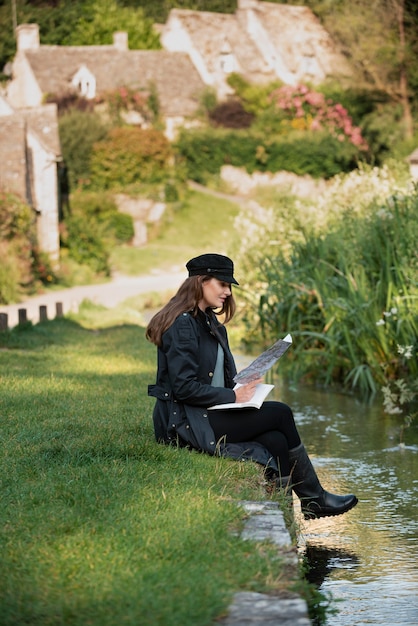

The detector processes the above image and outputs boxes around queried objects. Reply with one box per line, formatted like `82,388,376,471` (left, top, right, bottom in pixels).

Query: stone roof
163,2,351,87
251,2,349,78
19,104,61,155
166,9,275,83
24,47,205,117
407,148,418,163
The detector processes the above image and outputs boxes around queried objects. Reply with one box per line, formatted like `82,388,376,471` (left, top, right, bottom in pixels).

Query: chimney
16,23,40,51
113,31,128,51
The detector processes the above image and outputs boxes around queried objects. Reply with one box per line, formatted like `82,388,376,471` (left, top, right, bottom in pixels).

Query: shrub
46,92,94,115
209,99,254,128
59,110,109,189
268,83,369,151
60,191,135,273
0,192,43,303
60,214,110,275
175,128,362,183
97,85,158,126
90,127,172,189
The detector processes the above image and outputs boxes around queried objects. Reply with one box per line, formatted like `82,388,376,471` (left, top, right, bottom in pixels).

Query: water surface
275,382,418,626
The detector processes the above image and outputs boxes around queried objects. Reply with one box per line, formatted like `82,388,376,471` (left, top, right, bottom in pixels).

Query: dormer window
71,65,96,99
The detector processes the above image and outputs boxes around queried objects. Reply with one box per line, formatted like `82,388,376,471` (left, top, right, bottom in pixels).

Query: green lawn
110,189,241,275
0,304,301,626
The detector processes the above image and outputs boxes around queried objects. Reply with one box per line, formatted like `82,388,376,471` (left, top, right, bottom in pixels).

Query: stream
274,382,418,626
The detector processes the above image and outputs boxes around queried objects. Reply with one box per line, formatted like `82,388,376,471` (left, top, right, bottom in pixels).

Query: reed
237,167,417,399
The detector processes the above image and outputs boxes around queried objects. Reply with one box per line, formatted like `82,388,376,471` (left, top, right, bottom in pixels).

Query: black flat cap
186,253,239,285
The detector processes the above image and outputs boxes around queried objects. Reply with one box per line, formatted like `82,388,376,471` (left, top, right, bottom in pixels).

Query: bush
70,191,134,244
90,127,173,189
209,99,254,128
60,191,135,273
0,191,48,303
60,214,110,275
175,128,362,183
59,110,109,189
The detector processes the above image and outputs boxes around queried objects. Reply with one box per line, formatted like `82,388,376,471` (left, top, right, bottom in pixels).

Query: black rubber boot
288,443,358,520
275,474,292,493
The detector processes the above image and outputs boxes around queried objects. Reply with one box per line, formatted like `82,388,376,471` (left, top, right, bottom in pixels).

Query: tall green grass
0,307,299,626
235,168,417,399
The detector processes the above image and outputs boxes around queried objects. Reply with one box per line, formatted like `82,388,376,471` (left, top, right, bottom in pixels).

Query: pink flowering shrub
269,84,368,150
97,86,155,124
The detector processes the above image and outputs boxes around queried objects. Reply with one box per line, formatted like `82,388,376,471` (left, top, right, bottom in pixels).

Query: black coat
148,310,278,471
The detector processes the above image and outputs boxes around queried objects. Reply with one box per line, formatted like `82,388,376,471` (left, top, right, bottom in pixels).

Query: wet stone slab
219,501,311,625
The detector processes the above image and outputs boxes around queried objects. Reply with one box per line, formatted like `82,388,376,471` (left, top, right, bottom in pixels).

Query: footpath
0,270,311,625
0,270,186,329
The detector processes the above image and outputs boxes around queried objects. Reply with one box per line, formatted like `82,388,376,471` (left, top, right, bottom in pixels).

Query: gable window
71,66,96,100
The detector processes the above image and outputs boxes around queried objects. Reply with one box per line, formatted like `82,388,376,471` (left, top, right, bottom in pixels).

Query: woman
146,253,358,519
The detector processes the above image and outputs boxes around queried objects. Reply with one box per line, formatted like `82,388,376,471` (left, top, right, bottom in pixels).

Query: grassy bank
0,304,302,626
110,189,241,276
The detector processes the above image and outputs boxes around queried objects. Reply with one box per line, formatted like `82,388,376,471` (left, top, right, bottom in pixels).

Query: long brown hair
145,275,236,346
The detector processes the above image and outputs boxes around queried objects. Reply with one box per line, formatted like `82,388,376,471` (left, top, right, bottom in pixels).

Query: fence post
56,302,63,317
39,305,48,322
18,308,27,325
0,313,8,331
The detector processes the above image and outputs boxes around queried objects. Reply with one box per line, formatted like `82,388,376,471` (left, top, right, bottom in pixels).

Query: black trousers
208,401,301,475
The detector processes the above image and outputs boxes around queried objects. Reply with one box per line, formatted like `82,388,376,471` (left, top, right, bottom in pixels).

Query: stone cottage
161,0,351,99
6,23,206,140
0,95,61,264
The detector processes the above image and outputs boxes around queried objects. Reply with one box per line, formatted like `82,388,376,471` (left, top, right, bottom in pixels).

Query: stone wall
114,194,166,246
220,164,326,197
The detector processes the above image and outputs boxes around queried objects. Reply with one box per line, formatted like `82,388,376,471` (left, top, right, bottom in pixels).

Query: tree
310,0,417,138
67,0,160,48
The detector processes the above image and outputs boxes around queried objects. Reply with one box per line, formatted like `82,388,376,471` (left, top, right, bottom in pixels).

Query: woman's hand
234,378,263,403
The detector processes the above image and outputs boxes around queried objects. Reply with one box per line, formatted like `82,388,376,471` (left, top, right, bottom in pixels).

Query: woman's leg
208,401,301,474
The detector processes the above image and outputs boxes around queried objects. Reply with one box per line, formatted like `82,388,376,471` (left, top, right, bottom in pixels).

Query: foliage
0,191,56,303
59,191,134,274
70,190,134,243
68,0,161,48
97,85,159,126
90,127,173,189
208,99,254,129
60,213,110,275
120,0,237,22
268,83,369,150
309,0,418,138
382,375,418,445
58,110,109,189
226,73,282,115
175,127,363,183
0,0,160,79
233,164,417,397
45,92,95,115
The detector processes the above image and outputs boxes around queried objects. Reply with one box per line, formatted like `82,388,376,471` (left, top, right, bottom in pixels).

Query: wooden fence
0,302,64,331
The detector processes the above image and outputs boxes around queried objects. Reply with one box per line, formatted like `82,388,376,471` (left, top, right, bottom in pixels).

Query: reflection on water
273,382,418,626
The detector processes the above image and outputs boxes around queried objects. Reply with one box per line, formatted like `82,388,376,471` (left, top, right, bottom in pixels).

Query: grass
110,189,241,275
0,304,302,626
